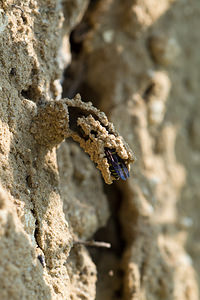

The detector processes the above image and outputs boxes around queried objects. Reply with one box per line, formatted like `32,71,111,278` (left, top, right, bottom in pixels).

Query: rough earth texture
0,0,200,300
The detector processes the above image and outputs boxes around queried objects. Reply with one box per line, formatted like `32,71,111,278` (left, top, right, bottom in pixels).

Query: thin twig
74,240,111,248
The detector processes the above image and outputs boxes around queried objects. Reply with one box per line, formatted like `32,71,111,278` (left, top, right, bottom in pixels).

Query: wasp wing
105,148,129,180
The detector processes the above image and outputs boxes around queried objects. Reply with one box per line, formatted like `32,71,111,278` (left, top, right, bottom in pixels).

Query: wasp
105,148,129,180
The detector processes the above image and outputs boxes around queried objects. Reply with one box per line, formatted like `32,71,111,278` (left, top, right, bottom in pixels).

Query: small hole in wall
142,82,155,102
70,21,92,54
90,130,98,137
22,15,28,24
10,68,17,76
21,85,37,101
26,175,32,188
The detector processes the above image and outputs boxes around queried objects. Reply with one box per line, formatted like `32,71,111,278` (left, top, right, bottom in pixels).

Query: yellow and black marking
109,164,120,180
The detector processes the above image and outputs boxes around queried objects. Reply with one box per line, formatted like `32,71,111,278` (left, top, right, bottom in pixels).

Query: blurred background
60,0,200,299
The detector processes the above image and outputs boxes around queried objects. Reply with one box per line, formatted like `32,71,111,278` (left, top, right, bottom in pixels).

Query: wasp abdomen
105,148,129,181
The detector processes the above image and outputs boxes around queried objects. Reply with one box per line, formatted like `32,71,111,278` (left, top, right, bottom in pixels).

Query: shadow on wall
0,211,51,299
